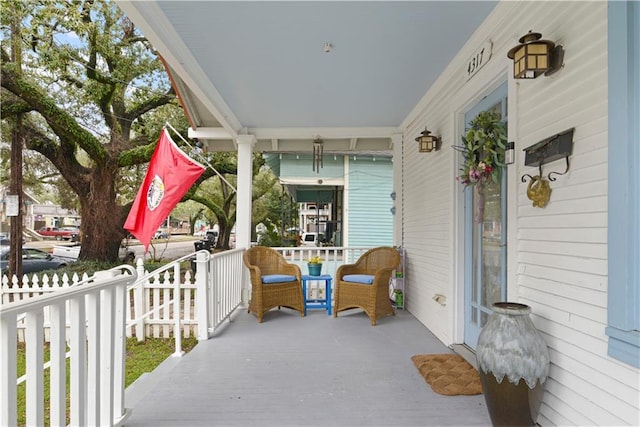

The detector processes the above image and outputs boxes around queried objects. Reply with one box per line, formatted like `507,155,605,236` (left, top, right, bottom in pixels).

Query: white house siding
400,1,639,426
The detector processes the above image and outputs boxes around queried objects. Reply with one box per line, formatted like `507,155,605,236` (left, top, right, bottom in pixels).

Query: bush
257,228,283,247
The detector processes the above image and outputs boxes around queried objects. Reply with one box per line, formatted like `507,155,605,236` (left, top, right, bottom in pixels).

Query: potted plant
306,255,323,276
454,110,507,223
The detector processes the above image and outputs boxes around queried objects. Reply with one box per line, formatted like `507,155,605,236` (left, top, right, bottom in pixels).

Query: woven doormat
411,354,482,396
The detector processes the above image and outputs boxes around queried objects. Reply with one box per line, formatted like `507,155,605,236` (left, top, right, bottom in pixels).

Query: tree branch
0,96,33,116
1,59,108,162
124,88,176,122
18,120,92,196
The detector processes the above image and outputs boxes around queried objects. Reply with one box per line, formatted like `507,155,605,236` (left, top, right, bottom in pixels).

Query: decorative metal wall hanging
312,137,324,173
526,176,552,208
521,128,574,207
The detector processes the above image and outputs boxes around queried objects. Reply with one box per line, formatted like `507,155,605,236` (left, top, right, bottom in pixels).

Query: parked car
51,241,136,263
0,246,69,275
0,232,27,245
37,226,78,241
153,229,169,239
60,227,80,242
60,226,79,232
300,232,324,247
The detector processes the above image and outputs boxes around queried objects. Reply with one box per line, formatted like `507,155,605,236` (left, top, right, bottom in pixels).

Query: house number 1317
466,41,492,80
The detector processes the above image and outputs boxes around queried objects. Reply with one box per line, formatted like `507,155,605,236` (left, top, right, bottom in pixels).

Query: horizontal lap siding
510,2,638,425
401,1,639,425
403,99,454,342
347,158,394,247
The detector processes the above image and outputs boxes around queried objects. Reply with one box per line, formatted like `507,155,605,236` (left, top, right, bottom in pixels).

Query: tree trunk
78,165,128,262
217,220,233,249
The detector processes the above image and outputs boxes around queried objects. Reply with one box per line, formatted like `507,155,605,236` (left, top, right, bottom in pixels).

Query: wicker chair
243,246,305,323
333,246,401,326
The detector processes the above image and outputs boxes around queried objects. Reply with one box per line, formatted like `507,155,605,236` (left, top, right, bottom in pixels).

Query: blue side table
301,275,332,315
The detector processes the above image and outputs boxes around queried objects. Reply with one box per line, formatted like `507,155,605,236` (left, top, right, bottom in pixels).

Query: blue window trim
607,1,640,368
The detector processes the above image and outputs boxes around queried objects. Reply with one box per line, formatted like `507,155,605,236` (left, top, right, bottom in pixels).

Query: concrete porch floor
123,307,491,426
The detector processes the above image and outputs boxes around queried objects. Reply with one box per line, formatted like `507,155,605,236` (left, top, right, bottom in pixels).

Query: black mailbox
524,128,574,167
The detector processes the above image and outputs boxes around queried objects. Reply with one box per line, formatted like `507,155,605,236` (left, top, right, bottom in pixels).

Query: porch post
391,133,403,247
236,134,256,303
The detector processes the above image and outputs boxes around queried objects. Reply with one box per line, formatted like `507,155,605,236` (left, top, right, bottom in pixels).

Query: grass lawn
16,336,198,426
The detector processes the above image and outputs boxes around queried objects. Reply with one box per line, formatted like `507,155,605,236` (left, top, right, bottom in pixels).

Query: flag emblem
147,175,165,211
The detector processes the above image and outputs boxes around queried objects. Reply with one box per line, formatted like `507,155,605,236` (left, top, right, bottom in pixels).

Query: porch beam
248,126,399,140
188,127,233,140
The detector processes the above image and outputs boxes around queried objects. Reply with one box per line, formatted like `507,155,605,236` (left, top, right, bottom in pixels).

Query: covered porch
124,307,489,426
2,247,489,426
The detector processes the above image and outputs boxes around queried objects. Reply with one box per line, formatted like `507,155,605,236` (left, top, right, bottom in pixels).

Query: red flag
125,129,205,251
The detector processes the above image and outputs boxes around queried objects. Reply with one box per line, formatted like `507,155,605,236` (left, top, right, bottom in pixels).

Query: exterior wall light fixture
415,128,441,153
507,31,564,79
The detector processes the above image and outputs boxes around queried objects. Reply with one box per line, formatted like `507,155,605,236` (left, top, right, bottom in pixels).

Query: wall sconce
415,128,441,153
312,136,324,173
507,31,564,79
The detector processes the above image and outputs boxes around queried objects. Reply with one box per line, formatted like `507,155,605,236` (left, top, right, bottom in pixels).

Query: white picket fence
1,249,245,426
1,263,199,342
1,246,374,341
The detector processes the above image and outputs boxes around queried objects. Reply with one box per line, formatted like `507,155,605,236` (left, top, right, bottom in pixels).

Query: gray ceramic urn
476,302,550,426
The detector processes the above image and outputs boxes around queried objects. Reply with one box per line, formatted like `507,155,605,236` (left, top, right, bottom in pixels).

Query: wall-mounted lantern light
415,128,441,153
507,31,564,79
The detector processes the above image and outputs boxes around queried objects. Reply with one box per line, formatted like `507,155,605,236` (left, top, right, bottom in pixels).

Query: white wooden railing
0,266,136,427
195,248,245,340
1,246,374,342
1,246,374,340
0,245,376,425
0,249,246,426
277,246,372,278
2,252,216,343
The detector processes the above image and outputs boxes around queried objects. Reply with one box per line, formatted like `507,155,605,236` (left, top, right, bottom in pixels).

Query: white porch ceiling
116,1,497,153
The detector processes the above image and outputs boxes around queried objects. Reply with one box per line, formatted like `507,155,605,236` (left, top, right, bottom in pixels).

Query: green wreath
455,111,507,187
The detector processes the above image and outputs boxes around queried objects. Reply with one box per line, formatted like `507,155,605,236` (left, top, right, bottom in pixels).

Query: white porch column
235,135,256,250
236,134,256,305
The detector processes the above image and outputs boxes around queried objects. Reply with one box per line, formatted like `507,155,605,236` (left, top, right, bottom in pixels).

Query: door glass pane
480,179,503,314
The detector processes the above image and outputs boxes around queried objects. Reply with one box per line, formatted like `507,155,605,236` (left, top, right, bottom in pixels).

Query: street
25,236,202,262
137,237,200,261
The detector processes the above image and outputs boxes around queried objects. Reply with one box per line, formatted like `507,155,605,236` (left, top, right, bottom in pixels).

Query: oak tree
1,0,234,261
